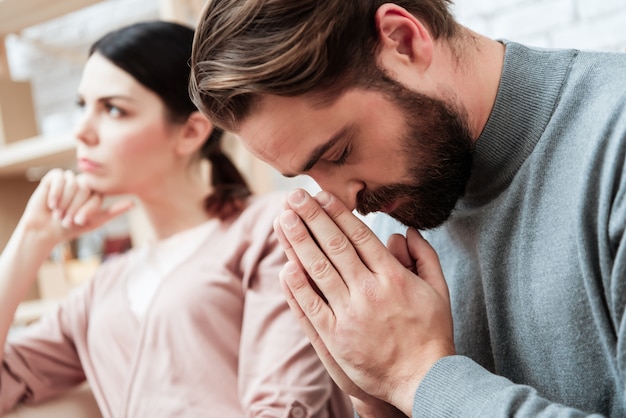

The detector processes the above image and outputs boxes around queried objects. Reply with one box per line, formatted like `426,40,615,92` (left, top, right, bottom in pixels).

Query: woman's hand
20,168,134,247
0,169,133,350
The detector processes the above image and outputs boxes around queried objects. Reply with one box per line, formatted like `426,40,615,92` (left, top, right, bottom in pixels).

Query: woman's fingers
60,175,93,228
42,169,66,213
55,170,80,218
72,196,135,231
38,170,135,233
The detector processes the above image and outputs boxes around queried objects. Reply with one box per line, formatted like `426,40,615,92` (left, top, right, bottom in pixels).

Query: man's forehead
237,116,285,160
236,89,371,174
236,123,303,180
237,94,315,158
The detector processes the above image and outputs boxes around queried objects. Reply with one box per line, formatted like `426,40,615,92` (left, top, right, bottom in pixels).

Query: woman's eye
105,103,124,117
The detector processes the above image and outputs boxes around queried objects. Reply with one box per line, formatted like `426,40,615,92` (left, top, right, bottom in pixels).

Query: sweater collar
461,41,577,205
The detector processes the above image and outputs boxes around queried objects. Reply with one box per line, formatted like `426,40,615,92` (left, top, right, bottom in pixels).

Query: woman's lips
77,158,101,173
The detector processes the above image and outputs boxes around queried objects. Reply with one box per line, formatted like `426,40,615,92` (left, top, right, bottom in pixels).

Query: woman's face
74,52,181,196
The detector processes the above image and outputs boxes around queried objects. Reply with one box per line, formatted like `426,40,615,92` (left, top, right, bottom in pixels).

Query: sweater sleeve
237,197,351,418
412,356,606,417
0,279,92,413
608,134,626,414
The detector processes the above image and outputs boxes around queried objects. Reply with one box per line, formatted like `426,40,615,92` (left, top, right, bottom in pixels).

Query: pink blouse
1,193,352,417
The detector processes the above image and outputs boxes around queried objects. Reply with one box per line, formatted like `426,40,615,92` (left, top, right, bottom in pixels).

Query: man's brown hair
190,0,458,131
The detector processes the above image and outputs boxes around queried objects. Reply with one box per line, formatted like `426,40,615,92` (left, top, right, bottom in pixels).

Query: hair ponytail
202,127,251,219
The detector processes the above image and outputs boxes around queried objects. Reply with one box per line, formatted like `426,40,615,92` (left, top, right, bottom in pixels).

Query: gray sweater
415,42,626,417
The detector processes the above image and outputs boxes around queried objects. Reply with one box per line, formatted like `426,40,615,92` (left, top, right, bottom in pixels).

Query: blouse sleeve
237,202,350,418
0,276,93,413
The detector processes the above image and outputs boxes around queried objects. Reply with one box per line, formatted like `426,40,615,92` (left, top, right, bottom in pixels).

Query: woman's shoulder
238,191,287,222
213,191,287,248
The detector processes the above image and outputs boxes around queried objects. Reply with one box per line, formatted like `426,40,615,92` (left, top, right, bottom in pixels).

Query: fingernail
61,217,72,229
288,189,306,206
284,261,299,274
74,214,85,226
280,211,299,229
316,191,331,208
52,210,62,221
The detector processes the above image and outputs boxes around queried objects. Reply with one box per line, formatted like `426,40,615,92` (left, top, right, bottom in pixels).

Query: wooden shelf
0,0,104,35
0,0,98,177
0,135,75,178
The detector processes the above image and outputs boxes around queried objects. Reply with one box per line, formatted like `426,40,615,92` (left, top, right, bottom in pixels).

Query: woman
0,21,351,417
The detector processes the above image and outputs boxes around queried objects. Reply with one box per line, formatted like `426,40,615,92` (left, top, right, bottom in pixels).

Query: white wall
453,0,626,52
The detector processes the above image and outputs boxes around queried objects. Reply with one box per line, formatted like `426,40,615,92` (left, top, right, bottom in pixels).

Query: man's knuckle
303,206,325,225
310,257,333,278
351,224,371,245
303,295,325,317
325,234,349,255
290,228,311,245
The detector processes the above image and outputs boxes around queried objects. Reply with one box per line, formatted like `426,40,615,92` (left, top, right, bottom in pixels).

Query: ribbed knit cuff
412,355,515,418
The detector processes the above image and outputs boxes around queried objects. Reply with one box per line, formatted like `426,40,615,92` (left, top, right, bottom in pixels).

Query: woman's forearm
0,221,57,354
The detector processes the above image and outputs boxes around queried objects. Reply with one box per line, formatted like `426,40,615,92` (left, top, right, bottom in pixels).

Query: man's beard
356,73,474,230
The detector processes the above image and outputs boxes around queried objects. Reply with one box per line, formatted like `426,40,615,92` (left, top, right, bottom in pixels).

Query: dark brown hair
189,0,458,131
91,20,250,219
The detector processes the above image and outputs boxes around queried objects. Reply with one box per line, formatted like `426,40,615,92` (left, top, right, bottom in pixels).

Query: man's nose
309,172,364,211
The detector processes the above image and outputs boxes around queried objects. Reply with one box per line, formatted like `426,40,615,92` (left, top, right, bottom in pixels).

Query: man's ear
375,4,433,78
175,111,213,156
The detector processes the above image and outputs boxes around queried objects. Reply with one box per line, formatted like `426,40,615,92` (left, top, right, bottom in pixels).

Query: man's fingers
279,265,370,399
280,260,335,330
273,217,299,264
387,233,414,271
284,189,374,288
406,227,448,298
278,208,350,304
312,191,396,276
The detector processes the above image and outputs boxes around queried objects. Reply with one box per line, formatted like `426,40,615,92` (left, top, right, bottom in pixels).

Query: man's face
237,76,474,230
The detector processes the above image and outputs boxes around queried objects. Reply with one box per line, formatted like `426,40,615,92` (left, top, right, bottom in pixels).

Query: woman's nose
73,112,98,146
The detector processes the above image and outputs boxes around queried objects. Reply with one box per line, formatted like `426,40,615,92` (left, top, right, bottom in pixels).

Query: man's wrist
351,396,408,418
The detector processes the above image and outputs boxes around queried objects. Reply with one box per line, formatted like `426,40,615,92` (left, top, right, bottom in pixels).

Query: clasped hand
273,189,455,416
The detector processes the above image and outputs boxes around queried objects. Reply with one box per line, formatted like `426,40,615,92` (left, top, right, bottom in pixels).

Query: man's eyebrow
288,126,350,176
